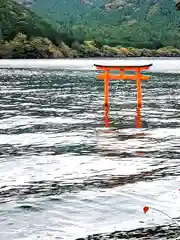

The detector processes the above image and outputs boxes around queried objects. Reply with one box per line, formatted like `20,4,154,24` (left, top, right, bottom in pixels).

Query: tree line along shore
1,33,180,59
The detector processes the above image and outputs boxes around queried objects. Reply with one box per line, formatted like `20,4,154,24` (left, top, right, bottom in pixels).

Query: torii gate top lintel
94,63,153,70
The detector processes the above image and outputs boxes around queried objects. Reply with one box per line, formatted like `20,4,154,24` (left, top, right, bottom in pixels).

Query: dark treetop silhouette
176,0,180,10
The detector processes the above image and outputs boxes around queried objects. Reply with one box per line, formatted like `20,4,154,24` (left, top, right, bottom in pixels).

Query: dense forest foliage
32,0,180,49
0,0,74,45
0,0,79,58
1,0,180,58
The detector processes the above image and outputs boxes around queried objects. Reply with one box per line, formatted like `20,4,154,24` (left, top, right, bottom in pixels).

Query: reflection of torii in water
95,106,145,158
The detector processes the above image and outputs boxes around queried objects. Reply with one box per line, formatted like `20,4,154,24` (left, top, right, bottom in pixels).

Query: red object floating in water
143,206,149,214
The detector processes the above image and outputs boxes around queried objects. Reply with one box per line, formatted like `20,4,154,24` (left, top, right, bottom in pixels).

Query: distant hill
0,0,77,58
0,0,76,44
29,0,180,49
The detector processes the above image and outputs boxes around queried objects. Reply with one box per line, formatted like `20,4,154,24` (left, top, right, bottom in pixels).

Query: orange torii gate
94,64,152,108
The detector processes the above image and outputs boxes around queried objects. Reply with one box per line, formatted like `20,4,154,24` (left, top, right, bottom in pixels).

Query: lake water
0,58,180,240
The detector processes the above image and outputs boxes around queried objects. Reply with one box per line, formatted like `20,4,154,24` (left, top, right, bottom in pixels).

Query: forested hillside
1,0,180,58
0,0,77,58
31,0,180,49
0,0,73,44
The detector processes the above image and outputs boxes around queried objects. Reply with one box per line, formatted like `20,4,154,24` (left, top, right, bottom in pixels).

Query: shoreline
1,55,180,59
1,56,180,58
1,56,180,60
75,224,180,240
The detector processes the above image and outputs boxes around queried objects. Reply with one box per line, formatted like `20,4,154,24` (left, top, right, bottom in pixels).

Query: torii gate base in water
94,64,152,127
94,64,152,108
104,105,142,128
